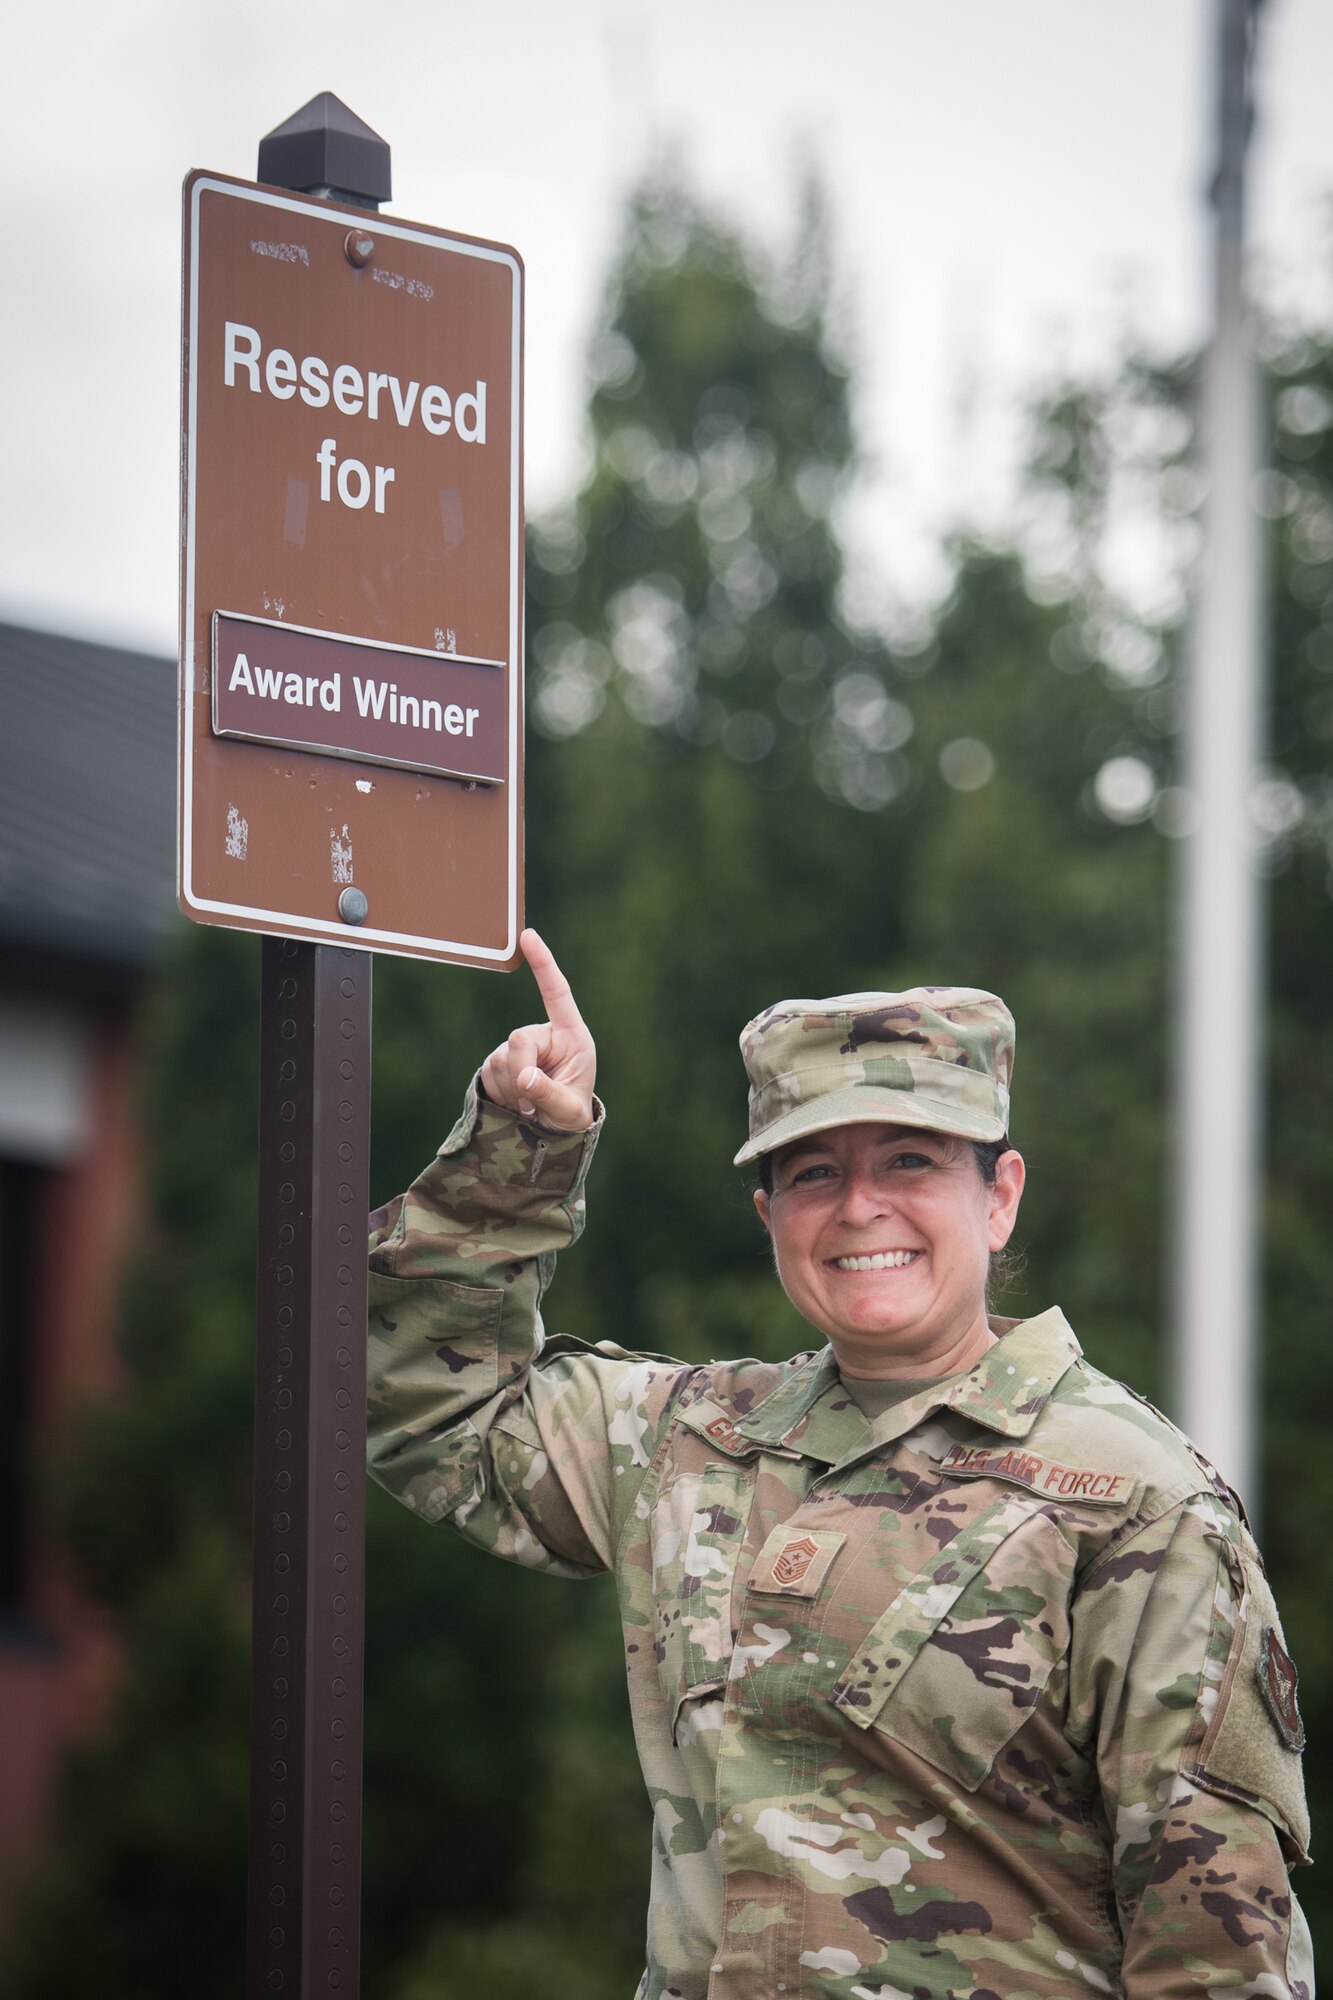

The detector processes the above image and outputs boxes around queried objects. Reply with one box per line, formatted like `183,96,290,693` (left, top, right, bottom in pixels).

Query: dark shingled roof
0,620,177,988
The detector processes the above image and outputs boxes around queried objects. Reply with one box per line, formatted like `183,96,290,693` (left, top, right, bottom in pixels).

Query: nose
837,1165,891,1227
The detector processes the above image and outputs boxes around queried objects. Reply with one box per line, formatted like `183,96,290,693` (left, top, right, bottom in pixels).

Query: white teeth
833,1250,919,1271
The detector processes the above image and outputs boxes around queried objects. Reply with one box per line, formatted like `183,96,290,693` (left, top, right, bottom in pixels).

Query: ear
986,1149,1026,1252
753,1188,772,1235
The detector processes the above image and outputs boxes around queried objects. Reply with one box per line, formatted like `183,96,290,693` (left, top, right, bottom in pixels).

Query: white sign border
179,174,522,964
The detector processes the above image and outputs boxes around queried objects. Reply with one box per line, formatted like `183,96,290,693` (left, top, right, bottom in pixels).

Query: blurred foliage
3,176,1330,1995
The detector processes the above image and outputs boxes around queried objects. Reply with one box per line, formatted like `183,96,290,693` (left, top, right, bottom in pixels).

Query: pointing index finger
520,927,585,1030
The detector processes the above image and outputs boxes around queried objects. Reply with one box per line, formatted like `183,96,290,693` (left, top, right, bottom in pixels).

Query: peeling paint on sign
330,823,354,884
225,804,249,859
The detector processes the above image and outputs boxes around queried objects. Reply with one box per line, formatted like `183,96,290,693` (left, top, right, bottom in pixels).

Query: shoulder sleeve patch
1188,1547,1311,1864
1257,1625,1306,1752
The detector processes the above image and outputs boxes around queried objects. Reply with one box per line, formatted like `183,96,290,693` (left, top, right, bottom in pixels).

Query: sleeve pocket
1187,1545,1311,1865
830,1500,1074,1791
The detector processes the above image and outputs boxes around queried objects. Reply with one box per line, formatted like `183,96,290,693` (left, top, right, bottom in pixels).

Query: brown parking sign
179,171,523,966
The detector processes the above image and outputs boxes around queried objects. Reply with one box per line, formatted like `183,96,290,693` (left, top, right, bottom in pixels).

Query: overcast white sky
4,0,1333,653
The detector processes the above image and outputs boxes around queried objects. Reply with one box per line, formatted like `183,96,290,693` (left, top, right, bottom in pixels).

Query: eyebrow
776,1130,948,1171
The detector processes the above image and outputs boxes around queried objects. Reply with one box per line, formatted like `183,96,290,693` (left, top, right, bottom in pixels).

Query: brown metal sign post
251,934,370,1998
175,94,525,1999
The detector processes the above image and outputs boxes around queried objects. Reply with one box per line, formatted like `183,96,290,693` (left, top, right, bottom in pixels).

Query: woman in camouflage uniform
367,930,1312,1999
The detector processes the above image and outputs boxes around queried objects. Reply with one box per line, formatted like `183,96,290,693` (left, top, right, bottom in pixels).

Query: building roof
0,621,177,991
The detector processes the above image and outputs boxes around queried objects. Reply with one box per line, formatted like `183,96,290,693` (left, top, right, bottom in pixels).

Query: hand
479,929,597,1133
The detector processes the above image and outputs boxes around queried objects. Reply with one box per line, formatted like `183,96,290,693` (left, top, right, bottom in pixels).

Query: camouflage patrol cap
734,986,1014,1166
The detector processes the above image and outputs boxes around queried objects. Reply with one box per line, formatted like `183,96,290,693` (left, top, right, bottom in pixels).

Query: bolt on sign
179,171,523,966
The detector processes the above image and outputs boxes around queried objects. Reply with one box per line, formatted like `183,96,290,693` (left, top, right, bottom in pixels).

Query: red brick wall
0,1008,140,1930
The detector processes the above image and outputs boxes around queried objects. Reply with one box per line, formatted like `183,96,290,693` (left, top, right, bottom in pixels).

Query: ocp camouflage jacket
367,1085,1313,2000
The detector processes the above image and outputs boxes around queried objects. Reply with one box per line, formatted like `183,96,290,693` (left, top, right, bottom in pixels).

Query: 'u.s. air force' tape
940,1442,1134,1507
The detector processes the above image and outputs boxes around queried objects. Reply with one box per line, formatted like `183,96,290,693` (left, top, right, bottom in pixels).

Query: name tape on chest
941,1443,1133,1508
702,1414,752,1457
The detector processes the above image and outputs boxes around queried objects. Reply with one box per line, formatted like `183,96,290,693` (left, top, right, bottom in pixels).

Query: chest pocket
650,1459,754,1706
830,1492,1075,1790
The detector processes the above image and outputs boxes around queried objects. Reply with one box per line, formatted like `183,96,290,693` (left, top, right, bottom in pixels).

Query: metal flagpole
1174,0,1267,1511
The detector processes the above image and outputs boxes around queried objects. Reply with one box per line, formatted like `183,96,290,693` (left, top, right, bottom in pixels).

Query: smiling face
753,1122,1025,1379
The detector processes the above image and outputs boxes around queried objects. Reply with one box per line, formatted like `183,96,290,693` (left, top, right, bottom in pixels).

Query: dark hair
752,1131,1023,1308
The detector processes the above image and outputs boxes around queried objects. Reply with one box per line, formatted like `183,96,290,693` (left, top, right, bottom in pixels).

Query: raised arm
367,930,686,1577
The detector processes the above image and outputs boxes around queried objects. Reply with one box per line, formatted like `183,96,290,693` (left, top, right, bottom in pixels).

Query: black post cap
258,92,391,207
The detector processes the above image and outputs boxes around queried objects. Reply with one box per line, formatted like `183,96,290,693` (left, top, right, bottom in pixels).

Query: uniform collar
735,1308,1082,1467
